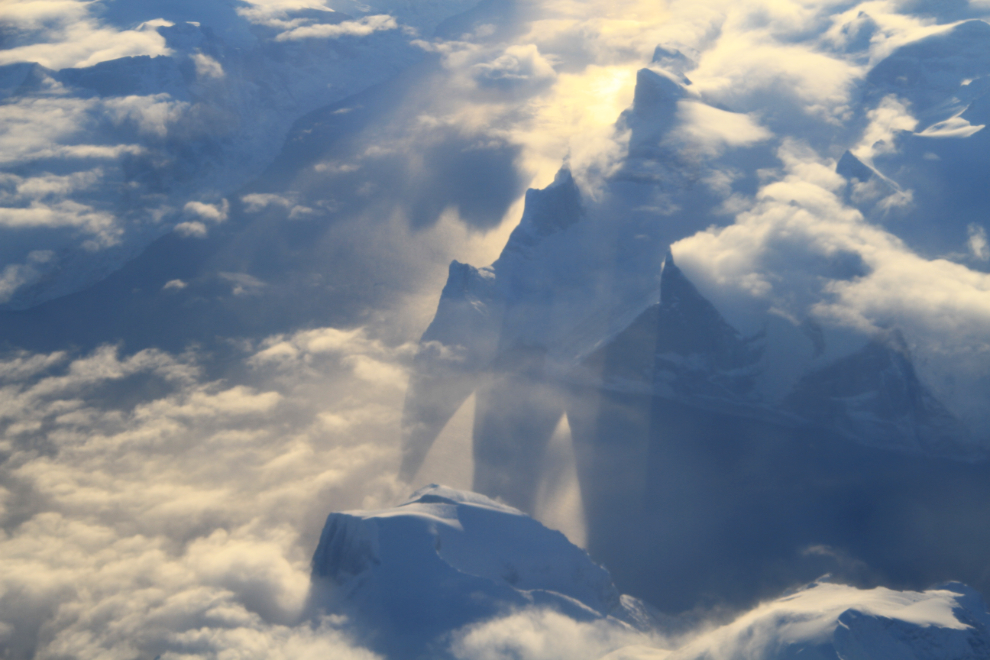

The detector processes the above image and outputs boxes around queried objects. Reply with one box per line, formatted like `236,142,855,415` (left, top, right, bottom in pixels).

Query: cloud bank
0,327,413,658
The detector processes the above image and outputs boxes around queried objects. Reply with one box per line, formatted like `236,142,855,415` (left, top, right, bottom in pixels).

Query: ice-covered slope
308,485,654,658
665,580,990,660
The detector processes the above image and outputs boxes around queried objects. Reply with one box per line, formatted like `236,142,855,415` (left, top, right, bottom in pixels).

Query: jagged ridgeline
401,29,990,614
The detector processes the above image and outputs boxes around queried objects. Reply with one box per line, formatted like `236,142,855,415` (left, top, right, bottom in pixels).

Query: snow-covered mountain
308,484,658,659
308,487,990,660
604,580,990,660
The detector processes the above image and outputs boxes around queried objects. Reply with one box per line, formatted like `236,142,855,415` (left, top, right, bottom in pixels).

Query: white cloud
852,94,917,164
0,89,192,292
104,94,190,139
185,199,230,223
674,100,773,156
472,44,558,89
0,200,115,233
235,0,336,28
174,220,208,237
917,114,985,138
220,271,267,296
0,329,414,657
3,0,990,655
275,15,398,41
668,582,973,660
242,193,295,212
251,326,416,388
672,140,990,435
0,95,103,165
0,171,117,243
193,52,225,79
449,608,666,660
1,170,101,199
288,204,316,219
969,223,989,260
0,1,171,70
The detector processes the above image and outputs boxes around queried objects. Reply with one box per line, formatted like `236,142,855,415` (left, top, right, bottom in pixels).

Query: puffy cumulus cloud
240,192,323,221
184,199,230,223
0,93,115,165
0,251,57,305
175,199,230,238
969,223,990,260
472,44,558,91
517,0,676,68
103,94,192,139
691,31,858,123
672,139,990,436
0,326,418,657
0,90,186,168
638,0,857,121
242,193,296,212
276,15,399,41
0,1,170,70
174,220,208,238
851,94,918,164
236,0,402,43
673,100,773,157
193,52,225,79
448,608,668,660
0,171,118,244
403,0,682,192
235,0,337,28
514,64,638,191
0,200,116,234
251,326,416,388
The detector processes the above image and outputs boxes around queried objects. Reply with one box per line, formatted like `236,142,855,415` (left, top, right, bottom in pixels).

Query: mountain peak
496,166,582,261
658,253,734,341
783,329,975,457
836,150,877,182
632,67,686,120
309,486,635,659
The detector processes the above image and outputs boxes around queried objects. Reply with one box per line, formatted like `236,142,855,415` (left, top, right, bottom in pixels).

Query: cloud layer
0,327,415,658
